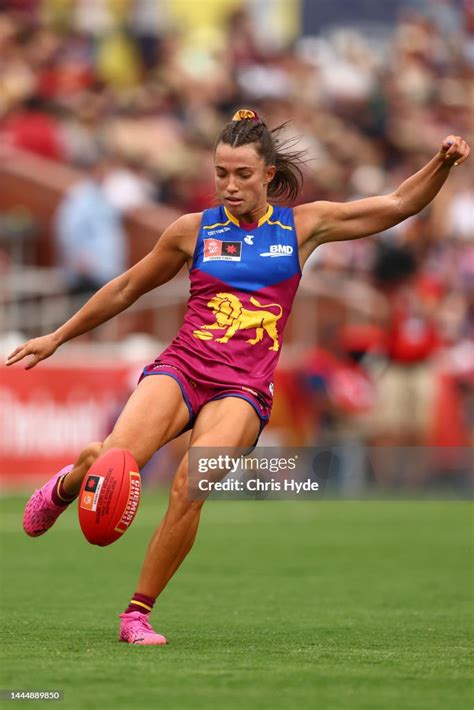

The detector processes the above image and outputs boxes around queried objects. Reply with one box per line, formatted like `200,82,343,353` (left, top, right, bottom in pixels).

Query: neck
232,202,270,226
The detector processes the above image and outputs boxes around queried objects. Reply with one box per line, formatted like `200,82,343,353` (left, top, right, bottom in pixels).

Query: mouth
224,197,244,206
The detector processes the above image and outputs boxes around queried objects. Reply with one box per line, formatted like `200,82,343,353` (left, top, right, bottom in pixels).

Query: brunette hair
215,109,306,202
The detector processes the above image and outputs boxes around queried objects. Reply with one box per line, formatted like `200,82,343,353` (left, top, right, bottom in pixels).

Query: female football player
6,109,470,644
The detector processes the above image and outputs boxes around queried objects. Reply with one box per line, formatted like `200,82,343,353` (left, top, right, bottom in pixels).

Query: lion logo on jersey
193,292,283,351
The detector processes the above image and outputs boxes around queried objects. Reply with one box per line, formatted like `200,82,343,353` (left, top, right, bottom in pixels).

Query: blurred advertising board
0,363,134,484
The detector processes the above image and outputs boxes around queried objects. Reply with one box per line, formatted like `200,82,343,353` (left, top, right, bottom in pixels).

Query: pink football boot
23,465,74,537
119,612,167,645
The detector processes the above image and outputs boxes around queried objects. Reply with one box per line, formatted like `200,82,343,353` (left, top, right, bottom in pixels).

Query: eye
238,172,252,180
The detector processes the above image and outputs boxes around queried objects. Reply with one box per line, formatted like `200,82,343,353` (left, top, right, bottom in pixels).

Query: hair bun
232,109,260,122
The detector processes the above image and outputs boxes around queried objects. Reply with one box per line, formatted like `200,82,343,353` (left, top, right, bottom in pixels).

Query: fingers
440,138,454,154
5,335,57,368
452,142,470,166
441,137,460,157
440,135,470,166
24,355,41,370
5,344,30,366
5,342,41,368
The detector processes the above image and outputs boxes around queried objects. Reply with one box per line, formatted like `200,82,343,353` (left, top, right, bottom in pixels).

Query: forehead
214,142,262,168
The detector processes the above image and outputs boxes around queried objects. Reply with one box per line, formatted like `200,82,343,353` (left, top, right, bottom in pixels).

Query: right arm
5,213,201,369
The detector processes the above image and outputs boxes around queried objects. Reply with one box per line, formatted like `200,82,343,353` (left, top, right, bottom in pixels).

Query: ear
264,164,277,185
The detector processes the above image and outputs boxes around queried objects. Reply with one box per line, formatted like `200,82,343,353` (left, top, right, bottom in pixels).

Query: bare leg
62,376,191,496
62,441,103,496
135,397,261,598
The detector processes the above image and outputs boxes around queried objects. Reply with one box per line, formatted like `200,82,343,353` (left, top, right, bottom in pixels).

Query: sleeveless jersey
158,204,301,402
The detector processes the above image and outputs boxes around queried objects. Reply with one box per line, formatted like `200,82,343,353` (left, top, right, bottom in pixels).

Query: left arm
295,135,470,252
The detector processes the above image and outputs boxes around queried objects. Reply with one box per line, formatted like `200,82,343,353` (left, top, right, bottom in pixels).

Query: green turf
0,495,472,709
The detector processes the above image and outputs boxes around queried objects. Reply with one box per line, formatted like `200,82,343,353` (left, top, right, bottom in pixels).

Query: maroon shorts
140,360,271,442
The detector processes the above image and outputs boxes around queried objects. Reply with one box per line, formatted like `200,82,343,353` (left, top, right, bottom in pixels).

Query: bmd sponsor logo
260,244,293,257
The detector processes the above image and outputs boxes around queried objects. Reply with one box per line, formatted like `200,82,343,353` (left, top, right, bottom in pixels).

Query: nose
227,176,238,193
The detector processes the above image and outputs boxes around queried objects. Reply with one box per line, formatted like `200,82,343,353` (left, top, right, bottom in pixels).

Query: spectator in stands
2,95,64,161
369,243,442,446
54,154,128,300
101,154,156,213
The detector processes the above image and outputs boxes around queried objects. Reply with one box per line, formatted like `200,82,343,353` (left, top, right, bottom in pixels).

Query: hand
5,333,60,369
439,135,470,167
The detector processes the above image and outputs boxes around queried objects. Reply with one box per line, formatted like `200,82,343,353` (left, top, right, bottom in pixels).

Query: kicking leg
23,375,190,537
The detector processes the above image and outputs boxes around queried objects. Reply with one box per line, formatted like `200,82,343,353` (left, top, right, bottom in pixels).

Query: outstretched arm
5,213,201,369
295,135,470,252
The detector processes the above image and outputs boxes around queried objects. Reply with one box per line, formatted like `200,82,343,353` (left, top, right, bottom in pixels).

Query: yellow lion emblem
193,293,283,351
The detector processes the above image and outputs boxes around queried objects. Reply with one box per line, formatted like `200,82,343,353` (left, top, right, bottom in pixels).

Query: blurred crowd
0,0,473,473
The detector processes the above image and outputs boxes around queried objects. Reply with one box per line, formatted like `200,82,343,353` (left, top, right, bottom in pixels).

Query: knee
79,441,103,471
102,435,148,469
169,468,205,516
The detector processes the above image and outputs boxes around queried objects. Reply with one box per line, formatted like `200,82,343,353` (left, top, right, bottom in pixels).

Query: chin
230,203,247,215
223,200,249,215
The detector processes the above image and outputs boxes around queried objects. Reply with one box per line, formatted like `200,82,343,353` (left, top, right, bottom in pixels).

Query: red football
78,448,141,546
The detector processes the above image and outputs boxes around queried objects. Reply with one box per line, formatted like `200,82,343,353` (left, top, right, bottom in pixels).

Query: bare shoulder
293,202,332,244
293,201,333,268
158,212,203,261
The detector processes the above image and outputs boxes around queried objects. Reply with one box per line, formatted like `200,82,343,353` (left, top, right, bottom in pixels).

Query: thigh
168,397,261,503
103,374,191,467
189,396,261,448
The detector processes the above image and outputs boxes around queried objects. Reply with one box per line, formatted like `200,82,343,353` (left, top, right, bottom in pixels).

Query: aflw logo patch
260,244,293,257
203,238,242,262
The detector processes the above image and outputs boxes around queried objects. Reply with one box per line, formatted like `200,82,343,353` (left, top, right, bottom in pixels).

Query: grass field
0,494,472,709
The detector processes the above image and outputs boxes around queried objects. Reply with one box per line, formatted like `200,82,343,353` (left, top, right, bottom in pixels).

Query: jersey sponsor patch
205,227,231,236
259,244,294,257
203,238,242,262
